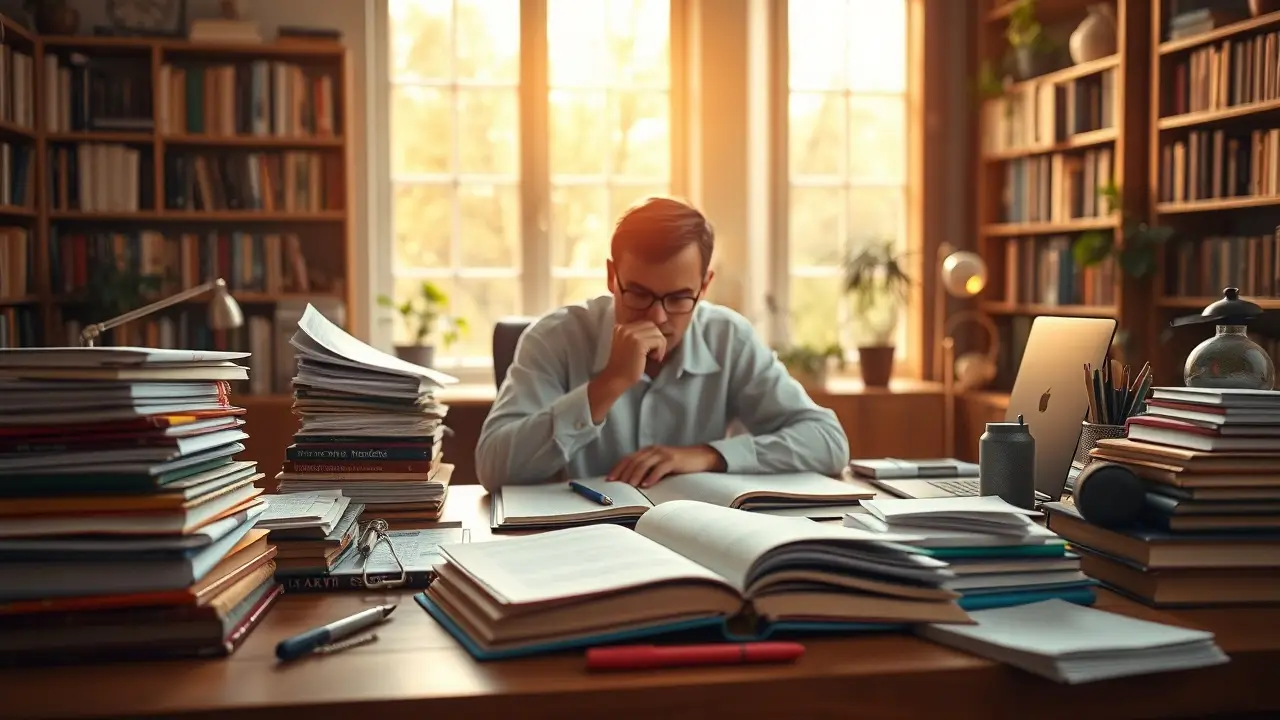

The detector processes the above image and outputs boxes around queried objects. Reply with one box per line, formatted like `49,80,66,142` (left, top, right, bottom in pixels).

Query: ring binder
357,519,407,589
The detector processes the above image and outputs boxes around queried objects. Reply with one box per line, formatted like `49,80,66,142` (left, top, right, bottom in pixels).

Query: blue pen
569,480,613,506
276,603,396,662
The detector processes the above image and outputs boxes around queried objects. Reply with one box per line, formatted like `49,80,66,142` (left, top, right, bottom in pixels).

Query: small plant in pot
764,294,843,391
1006,0,1055,80
377,281,467,368
843,241,913,388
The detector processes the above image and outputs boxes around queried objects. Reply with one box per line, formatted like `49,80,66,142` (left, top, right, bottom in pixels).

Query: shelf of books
974,0,1150,392
1150,3,1280,385
0,15,352,402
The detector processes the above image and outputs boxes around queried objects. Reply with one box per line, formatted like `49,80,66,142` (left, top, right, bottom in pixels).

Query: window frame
374,0,685,384
767,0,925,380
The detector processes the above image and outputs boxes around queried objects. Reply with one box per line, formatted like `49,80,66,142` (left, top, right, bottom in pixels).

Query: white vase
1069,4,1117,64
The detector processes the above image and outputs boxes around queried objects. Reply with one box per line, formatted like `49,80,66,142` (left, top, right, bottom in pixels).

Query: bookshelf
1149,1,1280,386
0,15,353,407
971,0,1154,395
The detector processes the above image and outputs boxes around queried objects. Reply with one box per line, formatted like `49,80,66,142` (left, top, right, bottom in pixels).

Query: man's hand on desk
608,444,726,487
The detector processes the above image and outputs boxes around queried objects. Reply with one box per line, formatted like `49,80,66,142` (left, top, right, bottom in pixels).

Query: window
387,0,673,373
782,0,909,357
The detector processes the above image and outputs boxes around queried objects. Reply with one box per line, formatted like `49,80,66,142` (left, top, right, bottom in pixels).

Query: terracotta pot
1250,0,1280,17
394,345,435,368
858,346,895,388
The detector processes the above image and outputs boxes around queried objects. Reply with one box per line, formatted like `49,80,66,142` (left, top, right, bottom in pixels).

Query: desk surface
5,485,1278,720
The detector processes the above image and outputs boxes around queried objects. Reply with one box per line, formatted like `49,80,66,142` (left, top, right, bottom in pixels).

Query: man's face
607,243,712,353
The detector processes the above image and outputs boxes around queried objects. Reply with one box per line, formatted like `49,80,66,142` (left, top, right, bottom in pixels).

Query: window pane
849,95,906,183
551,185,609,269
550,91,608,176
394,183,452,267
457,89,519,176
548,0,609,87
459,184,520,267
455,0,520,82
435,277,522,359
613,92,669,178
607,0,669,87
789,92,844,177
849,187,904,253
789,186,845,267
787,275,844,351
389,0,451,82
788,0,847,90
848,0,907,93
391,86,451,176
553,277,608,307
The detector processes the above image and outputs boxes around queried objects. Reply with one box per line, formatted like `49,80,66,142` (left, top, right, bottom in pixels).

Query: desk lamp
934,243,999,457
79,278,244,347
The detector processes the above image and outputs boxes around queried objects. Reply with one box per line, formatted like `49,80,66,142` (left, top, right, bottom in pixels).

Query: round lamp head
940,251,987,298
209,280,245,331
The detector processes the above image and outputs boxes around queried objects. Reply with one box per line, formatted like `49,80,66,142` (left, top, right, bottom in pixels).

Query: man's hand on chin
608,445,726,488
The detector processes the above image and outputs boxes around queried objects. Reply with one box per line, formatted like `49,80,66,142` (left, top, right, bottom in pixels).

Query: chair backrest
492,317,535,389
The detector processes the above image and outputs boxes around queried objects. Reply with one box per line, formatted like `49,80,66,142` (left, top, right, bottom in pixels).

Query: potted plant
764,294,843,391
1006,0,1053,80
377,280,467,368
1072,184,1174,280
843,241,913,388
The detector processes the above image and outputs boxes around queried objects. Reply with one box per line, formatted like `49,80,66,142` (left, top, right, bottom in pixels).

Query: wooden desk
6,485,1279,720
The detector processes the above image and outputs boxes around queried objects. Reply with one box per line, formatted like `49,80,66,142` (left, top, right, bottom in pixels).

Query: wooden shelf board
46,131,154,143
0,15,37,46
1157,99,1280,130
40,35,345,58
981,301,1117,318
1158,10,1280,55
0,205,37,218
982,217,1118,236
1007,55,1120,93
1157,296,1280,311
162,134,344,148
0,119,36,140
1156,196,1280,214
0,295,41,305
960,390,1011,408
49,210,346,221
983,127,1117,161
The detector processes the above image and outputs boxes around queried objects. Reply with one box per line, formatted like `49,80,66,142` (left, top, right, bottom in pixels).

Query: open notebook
419,499,971,660
492,472,876,529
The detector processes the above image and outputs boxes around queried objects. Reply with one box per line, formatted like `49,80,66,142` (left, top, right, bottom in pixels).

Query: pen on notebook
569,480,612,506
275,604,396,662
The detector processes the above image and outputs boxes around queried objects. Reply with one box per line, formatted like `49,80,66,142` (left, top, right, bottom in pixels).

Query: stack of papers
274,305,458,524
918,599,1229,684
846,496,1095,610
255,491,363,576
0,346,280,663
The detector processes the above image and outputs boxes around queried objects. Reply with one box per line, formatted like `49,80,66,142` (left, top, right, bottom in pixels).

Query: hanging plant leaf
1072,231,1113,267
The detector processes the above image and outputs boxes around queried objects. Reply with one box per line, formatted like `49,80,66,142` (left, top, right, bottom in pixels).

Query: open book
492,472,876,529
419,500,971,660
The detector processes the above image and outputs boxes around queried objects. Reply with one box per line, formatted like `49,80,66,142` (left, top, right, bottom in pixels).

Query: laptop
872,315,1117,502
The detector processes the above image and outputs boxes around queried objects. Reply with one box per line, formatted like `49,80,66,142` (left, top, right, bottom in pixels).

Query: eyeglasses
617,282,701,314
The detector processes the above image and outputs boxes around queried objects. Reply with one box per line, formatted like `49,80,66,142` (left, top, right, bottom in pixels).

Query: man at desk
476,197,849,490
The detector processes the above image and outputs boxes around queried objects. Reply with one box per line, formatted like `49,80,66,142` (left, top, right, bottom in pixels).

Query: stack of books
845,496,1095,611
421,500,969,660
0,346,279,663
275,305,458,526
254,490,362,579
1047,386,1280,606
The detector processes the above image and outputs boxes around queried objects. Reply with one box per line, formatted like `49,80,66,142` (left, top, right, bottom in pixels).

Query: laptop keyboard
928,479,980,496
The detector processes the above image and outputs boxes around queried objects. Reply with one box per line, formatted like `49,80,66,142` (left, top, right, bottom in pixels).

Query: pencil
1119,365,1131,421
1084,364,1099,423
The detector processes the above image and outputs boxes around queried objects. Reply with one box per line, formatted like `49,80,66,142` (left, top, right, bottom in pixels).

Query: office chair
492,317,535,389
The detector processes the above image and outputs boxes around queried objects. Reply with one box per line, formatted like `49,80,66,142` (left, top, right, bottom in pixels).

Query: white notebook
917,599,1230,684
492,472,876,529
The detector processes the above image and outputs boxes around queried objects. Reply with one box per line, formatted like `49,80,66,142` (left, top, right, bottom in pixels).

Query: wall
65,0,373,340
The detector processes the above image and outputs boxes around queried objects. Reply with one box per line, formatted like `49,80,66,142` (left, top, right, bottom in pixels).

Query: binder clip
357,518,407,589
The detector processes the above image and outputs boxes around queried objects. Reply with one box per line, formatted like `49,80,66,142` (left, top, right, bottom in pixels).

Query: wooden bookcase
0,12,353,408
968,0,1153,401
1148,2,1280,386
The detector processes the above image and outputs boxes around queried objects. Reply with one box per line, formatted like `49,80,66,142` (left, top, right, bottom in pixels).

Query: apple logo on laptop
1039,387,1051,413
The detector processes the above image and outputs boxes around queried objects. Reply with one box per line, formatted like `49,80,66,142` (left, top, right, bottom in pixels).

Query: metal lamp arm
943,309,1001,365
80,279,228,347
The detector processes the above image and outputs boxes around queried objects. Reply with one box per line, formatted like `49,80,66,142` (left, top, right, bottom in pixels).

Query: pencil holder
1071,421,1127,470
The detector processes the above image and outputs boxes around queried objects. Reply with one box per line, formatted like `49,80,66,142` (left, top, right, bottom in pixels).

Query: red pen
585,642,805,671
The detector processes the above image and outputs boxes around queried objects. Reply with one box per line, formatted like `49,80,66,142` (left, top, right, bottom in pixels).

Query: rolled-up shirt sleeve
475,328,603,490
710,324,850,476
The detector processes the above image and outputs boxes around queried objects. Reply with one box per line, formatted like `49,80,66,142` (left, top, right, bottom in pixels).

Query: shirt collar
590,298,722,379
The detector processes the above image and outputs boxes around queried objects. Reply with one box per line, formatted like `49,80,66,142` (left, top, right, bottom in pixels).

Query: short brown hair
610,197,715,274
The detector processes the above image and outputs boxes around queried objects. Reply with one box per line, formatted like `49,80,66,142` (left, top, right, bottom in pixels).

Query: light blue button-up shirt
474,295,850,490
